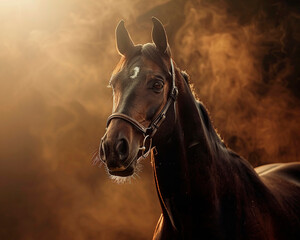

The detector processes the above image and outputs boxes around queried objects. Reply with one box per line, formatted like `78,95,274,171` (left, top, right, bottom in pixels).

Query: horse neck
153,69,222,195
152,69,275,233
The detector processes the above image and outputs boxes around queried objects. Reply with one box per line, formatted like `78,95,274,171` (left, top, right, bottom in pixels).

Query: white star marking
130,66,140,79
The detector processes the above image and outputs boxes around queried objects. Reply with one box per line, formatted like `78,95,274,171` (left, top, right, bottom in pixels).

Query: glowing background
0,0,299,239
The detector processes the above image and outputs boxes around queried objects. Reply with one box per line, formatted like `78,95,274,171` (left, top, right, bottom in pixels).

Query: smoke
0,0,299,239
0,0,162,239
173,0,300,166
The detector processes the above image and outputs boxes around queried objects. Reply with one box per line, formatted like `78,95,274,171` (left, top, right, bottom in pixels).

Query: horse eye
153,81,164,91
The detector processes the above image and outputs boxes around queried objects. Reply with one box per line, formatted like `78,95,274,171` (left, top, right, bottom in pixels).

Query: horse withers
97,17,300,240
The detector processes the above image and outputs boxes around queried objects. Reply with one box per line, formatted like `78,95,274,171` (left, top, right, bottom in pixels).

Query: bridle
99,58,178,165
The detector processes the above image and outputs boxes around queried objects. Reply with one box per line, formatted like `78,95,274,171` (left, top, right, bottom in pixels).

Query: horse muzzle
99,121,141,176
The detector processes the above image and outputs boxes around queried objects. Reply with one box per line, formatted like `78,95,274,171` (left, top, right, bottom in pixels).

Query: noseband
100,58,178,164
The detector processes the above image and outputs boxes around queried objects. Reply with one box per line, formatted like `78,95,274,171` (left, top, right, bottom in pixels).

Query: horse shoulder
256,162,300,239
257,162,300,190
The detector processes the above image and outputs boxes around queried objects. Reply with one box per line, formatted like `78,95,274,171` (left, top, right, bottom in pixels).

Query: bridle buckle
139,135,152,159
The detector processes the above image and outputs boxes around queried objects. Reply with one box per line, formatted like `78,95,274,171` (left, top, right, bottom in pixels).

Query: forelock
141,43,169,74
114,43,170,77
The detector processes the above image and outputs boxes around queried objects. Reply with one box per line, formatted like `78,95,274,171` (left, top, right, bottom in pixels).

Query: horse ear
151,17,169,55
115,20,134,56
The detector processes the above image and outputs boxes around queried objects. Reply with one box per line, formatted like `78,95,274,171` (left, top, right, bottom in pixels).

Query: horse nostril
99,140,109,162
115,138,129,161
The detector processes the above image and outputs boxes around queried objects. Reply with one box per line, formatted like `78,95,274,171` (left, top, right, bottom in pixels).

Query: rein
99,58,178,164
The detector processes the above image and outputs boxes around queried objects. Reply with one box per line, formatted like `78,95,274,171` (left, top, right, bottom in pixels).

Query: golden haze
0,0,299,239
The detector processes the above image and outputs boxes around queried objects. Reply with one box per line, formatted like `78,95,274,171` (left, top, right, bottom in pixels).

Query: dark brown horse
98,17,300,239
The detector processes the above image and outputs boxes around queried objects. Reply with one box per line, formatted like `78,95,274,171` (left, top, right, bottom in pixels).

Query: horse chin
108,166,137,184
108,155,137,176
106,148,145,183
107,156,143,184
108,165,135,177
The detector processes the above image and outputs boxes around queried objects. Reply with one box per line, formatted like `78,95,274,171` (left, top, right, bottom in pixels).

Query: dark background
0,0,299,239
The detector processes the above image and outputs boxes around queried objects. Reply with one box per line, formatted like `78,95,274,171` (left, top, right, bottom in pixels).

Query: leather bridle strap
103,58,178,160
107,113,148,135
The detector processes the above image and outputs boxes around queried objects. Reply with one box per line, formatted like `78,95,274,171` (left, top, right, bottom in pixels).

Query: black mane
181,70,226,150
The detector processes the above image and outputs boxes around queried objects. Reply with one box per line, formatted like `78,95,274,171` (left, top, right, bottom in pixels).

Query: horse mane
179,70,226,151
181,72,274,206
180,70,189,84
182,73,276,210
197,101,226,148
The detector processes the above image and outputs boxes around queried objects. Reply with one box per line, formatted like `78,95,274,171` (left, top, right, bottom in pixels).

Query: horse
98,17,300,240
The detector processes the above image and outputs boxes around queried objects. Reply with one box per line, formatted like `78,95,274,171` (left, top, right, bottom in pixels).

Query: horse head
99,17,177,177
